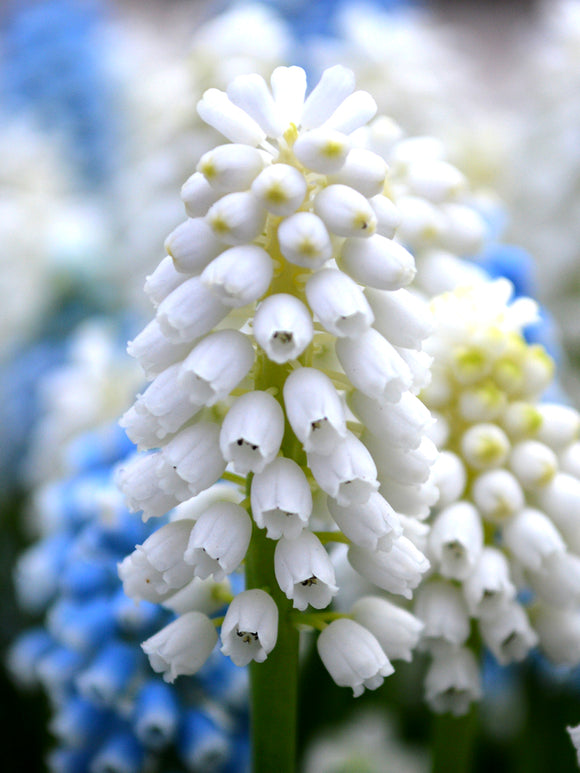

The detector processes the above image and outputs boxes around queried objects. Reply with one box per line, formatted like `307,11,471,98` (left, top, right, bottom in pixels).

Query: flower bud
201,245,273,307
164,218,223,274
227,72,285,137
205,191,266,245
365,287,433,350
534,605,580,667
535,403,580,450
293,128,351,173
339,235,416,290
145,256,187,307
432,450,466,507
502,508,565,572
251,163,307,215
127,319,192,379
314,184,377,237
197,143,265,193
156,277,228,344
471,469,525,523
349,389,432,451
253,294,313,363
369,194,401,238
509,440,558,489
329,148,387,197
300,64,355,129
197,87,266,146
277,212,332,269
181,172,221,218
460,423,510,471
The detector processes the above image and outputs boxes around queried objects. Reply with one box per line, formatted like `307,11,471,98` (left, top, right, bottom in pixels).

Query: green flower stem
291,611,351,631
314,531,351,545
430,707,478,773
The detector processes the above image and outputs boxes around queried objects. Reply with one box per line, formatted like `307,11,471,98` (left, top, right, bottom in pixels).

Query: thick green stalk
430,707,478,773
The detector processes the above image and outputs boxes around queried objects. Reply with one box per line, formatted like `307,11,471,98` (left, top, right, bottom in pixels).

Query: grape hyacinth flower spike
118,64,434,772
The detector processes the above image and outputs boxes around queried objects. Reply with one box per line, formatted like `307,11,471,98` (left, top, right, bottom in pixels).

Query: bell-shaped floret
201,245,273,307
339,235,416,290
424,647,482,716
274,531,338,610
305,268,374,338
251,163,307,216
428,502,483,581
219,391,284,474
348,536,430,599
365,288,433,350
164,218,223,274
251,457,312,540
145,256,187,306
414,581,470,653
184,502,252,581
253,294,313,363
314,184,377,238
142,611,217,683
156,277,229,344
277,212,333,269
220,589,278,666
116,452,180,521
479,602,538,665
351,596,424,662
197,143,265,193
157,422,226,498
327,492,402,552
308,431,379,506
462,547,516,618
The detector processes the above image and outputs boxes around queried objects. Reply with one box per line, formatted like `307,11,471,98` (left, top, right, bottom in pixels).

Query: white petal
197,88,266,146
300,65,355,129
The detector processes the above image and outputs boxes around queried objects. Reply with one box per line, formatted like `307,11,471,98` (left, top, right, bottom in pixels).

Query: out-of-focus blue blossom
8,424,250,773
1,0,120,187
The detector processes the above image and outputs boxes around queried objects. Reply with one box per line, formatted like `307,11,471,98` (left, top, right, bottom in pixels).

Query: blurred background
1,0,580,771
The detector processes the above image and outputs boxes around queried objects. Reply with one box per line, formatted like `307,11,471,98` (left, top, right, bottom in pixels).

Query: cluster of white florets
416,278,580,715
116,65,435,696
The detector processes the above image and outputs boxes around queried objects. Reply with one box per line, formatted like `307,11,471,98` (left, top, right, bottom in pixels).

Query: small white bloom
181,172,221,218
534,605,580,667
458,383,507,424
479,602,538,665
144,256,186,307
390,196,444,249
327,491,402,552
162,575,233,617
462,547,516,618
365,288,433,350
535,473,580,553
277,211,332,269
127,319,192,379
130,519,196,594
179,329,255,405
394,346,433,395
274,531,338,610
305,268,374,338
460,423,510,471
201,245,273,307
414,581,470,653
314,184,377,238
339,235,416,290
502,508,565,572
425,647,482,716
118,550,178,605
439,202,486,256
336,329,412,404
471,469,525,523
142,611,217,682
378,473,440,519
348,536,430,599
164,218,222,274
369,194,401,238
293,127,351,174
253,294,313,363
156,277,229,344
283,367,347,455
116,452,179,521
317,618,393,697
205,191,266,246
197,87,266,146
535,404,580,450
528,551,580,608
509,440,558,489
197,143,265,193
349,389,432,451
220,589,278,666
364,434,437,487
432,450,466,507
184,501,252,581
219,391,284,474
351,596,424,663
251,457,312,540
157,422,226,498
429,501,483,581
406,159,466,203
251,163,307,215
329,148,387,197
308,431,379,506
173,481,244,522
500,400,543,440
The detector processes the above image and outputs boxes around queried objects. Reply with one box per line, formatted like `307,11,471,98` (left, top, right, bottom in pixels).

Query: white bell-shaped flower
327,491,402,552
274,531,338,610
116,452,180,521
534,605,580,667
305,268,374,338
164,218,223,274
162,575,233,617
329,148,387,197
471,469,525,523
251,163,307,216
141,611,218,683
509,440,558,489
156,277,229,344
145,256,187,306
220,589,278,666
336,329,413,404
317,618,393,697
127,319,192,379
479,602,538,665
428,501,483,580
339,235,416,290
351,596,424,663
313,184,376,238
462,547,516,618
219,391,284,474
395,346,433,395
184,501,252,581
424,647,482,716
118,550,177,605
205,191,266,246
277,212,333,269
251,457,312,540
283,367,347,455
369,194,401,238
253,294,313,364
120,386,198,451
197,143,265,193
365,288,433,350
502,507,566,572
179,329,255,405
349,389,433,451
414,581,470,653
379,473,440,520
364,434,437,487
308,431,379,506
535,473,580,553
432,450,466,507
181,171,220,218
293,128,351,174
348,536,430,599
200,245,273,307
157,422,226,498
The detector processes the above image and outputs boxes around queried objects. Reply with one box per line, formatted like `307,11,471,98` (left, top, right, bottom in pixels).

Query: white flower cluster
416,278,580,715
117,64,434,696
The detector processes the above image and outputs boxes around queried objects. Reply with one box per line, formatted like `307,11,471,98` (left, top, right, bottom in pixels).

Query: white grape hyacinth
117,64,433,694
415,277,580,715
